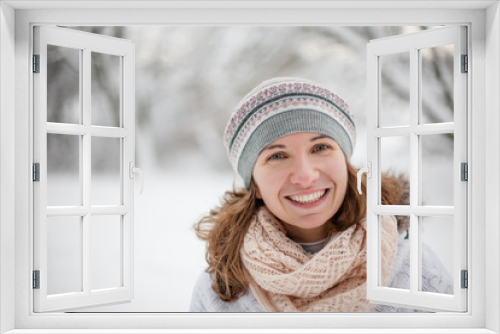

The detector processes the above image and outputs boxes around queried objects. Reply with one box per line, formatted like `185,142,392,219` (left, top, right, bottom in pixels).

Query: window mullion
82,214,90,294
373,205,454,216
409,46,420,294
82,48,91,209
122,50,135,294
82,48,92,295
119,56,126,289
46,206,130,216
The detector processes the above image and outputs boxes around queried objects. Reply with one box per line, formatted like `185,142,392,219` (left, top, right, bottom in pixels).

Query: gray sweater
189,233,454,312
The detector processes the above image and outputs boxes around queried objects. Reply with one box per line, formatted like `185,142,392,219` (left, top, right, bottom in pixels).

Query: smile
287,189,328,204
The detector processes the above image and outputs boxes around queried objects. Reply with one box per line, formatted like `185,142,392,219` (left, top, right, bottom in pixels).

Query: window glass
91,215,122,290
379,215,410,291
91,137,121,206
420,216,454,295
91,52,121,127
47,216,82,295
47,133,81,206
380,52,410,127
421,45,454,124
420,133,454,206
47,45,81,124
380,136,410,204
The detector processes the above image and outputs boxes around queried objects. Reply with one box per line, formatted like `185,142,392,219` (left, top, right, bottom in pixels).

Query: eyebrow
263,143,286,151
311,135,330,141
263,135,331,151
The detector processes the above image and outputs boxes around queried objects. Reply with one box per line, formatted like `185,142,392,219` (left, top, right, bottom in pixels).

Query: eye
268,152,286,161
312,144,330,153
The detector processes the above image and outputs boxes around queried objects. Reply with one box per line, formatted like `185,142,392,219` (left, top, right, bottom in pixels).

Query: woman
190,77,452,312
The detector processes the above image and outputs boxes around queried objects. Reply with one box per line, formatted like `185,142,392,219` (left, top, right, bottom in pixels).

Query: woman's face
252,132,348,243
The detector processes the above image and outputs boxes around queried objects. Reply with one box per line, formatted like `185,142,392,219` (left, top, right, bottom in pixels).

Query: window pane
90,215,122,290
47,134,81,206
47,216,82,295
421,45,454,124
379,215,410,291
380,136,410,204
91,52,121,127
420,216,453,295
47,45,80,124
379,52,410,127
420,133,454,206
91,137,121,206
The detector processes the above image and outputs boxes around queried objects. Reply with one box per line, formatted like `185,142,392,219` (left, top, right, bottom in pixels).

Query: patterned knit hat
224,77,356,189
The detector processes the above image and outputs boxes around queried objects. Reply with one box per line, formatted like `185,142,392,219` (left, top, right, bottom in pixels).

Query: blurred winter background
45,26,455,312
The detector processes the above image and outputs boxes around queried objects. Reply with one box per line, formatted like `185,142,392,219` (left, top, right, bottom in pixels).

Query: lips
287,189,328,204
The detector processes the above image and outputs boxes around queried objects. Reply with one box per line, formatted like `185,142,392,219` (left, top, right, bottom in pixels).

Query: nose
289,156,320,187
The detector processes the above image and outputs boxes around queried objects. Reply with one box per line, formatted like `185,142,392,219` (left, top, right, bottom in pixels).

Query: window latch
357,162,371,195
129,161,145,194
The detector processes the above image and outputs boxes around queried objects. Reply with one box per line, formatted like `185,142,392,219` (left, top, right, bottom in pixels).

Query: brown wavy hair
194,160,403,302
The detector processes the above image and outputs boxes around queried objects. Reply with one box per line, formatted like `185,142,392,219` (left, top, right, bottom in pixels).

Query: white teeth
289,190,326,204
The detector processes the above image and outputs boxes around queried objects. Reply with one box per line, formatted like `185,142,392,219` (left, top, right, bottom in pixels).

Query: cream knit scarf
241,207,398,312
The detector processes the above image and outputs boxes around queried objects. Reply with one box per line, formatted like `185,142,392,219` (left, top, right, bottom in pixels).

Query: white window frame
365,26,468,312
33,25,136,312
1,1,499,333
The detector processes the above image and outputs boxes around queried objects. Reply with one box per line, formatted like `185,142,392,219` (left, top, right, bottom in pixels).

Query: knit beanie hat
224,77,356,189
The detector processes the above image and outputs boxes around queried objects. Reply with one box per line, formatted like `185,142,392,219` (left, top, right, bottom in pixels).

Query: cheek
328,158,349,190
255,179,278,201
339,165,350,198
252,168,270,200
253,169,282,201
330,165,349,209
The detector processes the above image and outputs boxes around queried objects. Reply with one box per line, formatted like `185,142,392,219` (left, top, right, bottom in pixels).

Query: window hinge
461,162,468,182
33,270,40,289
461,270,468,289
33,54,40,73
33,163,40,182
461,54,468,73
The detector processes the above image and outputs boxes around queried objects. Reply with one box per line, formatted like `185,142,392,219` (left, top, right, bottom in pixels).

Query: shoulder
387,234,453,293
390,234,453,293
420,242,454,294
372,233,454,312
189,270,265,312
188,270,212,312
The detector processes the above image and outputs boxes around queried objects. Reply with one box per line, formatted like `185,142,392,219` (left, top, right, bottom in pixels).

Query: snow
50,171,234,312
